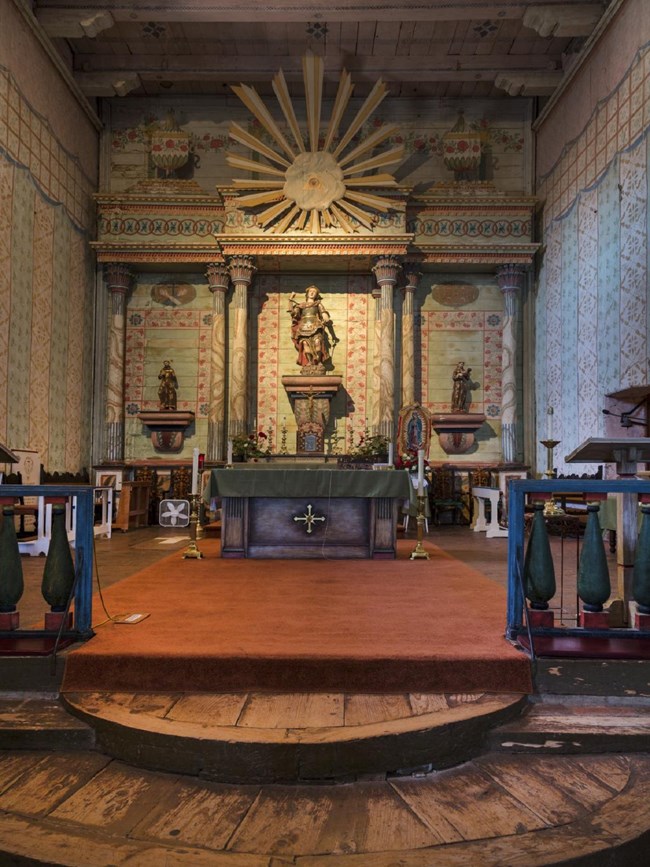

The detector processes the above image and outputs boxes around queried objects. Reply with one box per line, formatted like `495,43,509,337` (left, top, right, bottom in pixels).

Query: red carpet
62,539,532,694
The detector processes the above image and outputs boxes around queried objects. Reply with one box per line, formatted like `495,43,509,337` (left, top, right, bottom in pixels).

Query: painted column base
579,610,610,629
44,611,73,631
634,611,650,631
528,609,554,628
0,611,19,630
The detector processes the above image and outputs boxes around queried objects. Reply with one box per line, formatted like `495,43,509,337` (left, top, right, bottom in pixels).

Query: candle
388,442,394,466
191,447,199,495
227,439,233,465
547,406,554,440
417,448,424,496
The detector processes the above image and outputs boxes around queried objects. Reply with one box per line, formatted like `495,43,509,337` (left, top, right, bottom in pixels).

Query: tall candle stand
540,438,564,517
410,495,430,560
182,493,204,559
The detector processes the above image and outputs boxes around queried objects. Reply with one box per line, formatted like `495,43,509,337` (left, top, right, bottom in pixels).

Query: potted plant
231,430,269,462
348,430,390,464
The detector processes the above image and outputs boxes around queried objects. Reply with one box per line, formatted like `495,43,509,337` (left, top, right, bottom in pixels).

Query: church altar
207,467,411,559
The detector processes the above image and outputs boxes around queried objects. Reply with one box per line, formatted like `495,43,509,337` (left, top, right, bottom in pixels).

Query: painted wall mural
105,96,530,196
536,42,650,475
0,67,96,474
123,270,507,463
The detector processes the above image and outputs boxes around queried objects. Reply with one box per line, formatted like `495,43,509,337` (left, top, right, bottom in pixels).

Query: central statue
288,286,338,374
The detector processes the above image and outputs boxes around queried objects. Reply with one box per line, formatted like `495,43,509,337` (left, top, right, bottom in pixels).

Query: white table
471,486,508,538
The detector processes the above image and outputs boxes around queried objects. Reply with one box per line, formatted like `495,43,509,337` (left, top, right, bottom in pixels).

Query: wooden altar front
207,467,411,559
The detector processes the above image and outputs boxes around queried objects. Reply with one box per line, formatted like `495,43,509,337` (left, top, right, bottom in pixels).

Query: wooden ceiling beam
35,1,539,25
73,53,562,78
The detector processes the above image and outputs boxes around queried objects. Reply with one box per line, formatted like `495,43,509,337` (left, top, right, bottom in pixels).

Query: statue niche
288,285,338,376
137,359,194,453
282,286,341,454
430,362,486,456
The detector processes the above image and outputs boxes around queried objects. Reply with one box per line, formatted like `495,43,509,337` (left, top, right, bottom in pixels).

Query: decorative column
228,255,256,437
496,264,526,463
371,286,382,433
401,263,421,407
206,262,230,461
372,256,402,439
103,263,131,463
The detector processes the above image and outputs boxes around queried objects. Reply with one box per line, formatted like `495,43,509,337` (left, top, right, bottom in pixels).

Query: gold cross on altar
293,504,326,534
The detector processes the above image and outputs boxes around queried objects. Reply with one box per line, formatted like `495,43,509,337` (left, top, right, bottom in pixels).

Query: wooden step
0,697,95,751
0,750,648,866
489,697,650,755
62,690,527,783
534,657,650,696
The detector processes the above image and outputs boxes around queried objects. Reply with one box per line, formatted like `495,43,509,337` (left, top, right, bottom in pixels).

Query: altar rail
507,478,650,644
0,484,95,639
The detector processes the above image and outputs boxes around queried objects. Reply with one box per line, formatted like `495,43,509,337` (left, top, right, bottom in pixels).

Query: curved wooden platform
62,690,527,782
0,750,648,866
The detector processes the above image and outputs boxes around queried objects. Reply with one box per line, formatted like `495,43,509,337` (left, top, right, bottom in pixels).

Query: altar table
207,467,411,559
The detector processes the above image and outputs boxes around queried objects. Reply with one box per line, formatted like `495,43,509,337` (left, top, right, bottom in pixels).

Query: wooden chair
429,468,464,525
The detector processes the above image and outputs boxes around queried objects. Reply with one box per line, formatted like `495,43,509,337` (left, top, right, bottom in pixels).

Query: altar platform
207,466,411,559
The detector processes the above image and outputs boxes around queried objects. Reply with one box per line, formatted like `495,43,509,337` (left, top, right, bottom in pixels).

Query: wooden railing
0,484,95,639
507,478,650,643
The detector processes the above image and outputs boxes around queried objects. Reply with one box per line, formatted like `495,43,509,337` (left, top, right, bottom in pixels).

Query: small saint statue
451,361,472,413
158,360,178,410
288,285,338,374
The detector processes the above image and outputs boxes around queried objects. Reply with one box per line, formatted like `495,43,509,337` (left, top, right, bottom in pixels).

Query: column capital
206,261,230,293
402,262,423,293
103,262,131,294
496,263,527,294
228,255,257,286
372,255,402,288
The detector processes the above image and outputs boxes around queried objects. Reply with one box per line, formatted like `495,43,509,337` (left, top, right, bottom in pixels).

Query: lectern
565,437,650,623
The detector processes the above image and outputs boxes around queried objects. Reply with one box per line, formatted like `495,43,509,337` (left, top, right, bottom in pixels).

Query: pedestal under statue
431,361,486,455
138,360,194,452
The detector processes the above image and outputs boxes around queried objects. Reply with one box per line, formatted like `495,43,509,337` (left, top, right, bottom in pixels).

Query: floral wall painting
431,282,480,308
151,283,197,307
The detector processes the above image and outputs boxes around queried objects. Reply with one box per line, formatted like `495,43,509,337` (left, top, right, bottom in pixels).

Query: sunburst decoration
226,52,405,235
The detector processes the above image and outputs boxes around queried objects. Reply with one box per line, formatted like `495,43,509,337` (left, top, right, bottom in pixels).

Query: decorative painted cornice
215,235,413,258
419,245,539,265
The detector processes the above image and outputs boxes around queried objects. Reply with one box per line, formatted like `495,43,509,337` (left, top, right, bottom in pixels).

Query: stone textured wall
535,12,650,474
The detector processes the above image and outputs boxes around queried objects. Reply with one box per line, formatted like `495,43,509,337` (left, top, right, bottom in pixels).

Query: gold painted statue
288,286,338,373
451,361,472,413
158,360,178,410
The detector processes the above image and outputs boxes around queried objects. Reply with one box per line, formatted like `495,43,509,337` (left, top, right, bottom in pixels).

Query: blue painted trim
0,485,94,636
506,478,650,638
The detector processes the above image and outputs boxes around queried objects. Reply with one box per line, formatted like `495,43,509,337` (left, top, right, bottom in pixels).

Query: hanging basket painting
150,114,191,176
442,111,483,177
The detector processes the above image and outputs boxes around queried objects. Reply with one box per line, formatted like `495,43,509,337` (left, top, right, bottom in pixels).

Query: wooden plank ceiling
33,0,612,100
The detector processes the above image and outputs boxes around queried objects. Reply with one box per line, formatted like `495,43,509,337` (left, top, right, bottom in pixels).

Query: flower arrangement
395,448,431,473
232,430,269,460
349,430,390,459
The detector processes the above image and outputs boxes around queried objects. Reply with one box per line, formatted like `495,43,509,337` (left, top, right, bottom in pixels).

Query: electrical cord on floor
91,534,150,626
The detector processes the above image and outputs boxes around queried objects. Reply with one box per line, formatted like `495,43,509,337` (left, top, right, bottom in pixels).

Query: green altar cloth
207,467,411,500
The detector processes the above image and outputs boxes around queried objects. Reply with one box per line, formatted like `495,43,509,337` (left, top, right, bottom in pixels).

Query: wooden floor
3,523,646,865
0,749,648,865
61,690,527,782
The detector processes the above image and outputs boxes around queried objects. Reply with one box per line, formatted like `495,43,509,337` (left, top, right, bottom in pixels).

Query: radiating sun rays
226,52,405,235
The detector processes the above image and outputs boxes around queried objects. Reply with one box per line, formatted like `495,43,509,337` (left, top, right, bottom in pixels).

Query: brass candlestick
410,494,430,560
182,493,204,559
540,438,564,516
